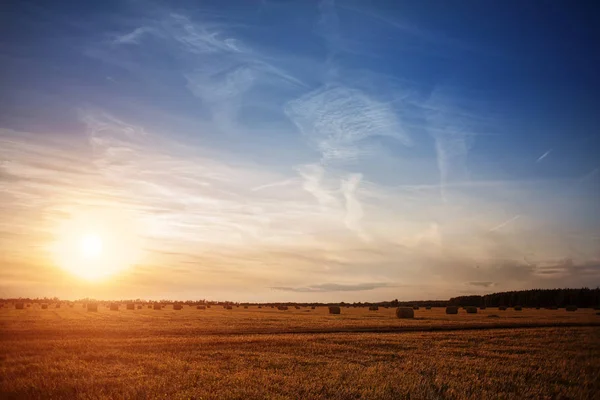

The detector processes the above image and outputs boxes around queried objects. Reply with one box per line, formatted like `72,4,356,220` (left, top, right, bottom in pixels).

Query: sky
0,0,599,301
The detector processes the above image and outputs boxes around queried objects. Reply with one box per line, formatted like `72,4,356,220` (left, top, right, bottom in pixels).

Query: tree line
449,288,600,308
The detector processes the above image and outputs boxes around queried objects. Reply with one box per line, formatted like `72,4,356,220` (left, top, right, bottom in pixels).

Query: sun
80,234,103,259
50,210,142,281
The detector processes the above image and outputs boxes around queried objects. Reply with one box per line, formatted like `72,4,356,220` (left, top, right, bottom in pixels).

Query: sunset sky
1,1,598,301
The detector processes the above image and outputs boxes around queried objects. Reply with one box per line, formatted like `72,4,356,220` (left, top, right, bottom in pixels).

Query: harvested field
0,305,599,399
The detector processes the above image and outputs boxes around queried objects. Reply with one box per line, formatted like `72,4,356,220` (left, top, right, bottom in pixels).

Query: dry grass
1,307,599,399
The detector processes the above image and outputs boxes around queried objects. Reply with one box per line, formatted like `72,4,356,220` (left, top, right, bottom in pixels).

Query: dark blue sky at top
1,0,599,183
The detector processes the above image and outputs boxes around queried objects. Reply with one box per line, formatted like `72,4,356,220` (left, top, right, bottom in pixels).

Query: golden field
1,305,599,399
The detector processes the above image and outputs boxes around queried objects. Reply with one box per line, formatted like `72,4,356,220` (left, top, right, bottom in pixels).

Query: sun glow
50,210,142,281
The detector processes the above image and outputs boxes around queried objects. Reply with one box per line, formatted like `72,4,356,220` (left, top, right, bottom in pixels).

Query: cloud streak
271,282,392,292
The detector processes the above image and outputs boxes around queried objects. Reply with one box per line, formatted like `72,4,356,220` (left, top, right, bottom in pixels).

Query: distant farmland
1,304,599,399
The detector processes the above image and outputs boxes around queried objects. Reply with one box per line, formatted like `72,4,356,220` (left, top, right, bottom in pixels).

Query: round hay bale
498,306,507,311
514,306,522,311
109,303,119,311
225,305,233,310
446,306,458,314
126,303,135,310
197,305,206,310
15,302,24,310
55,303,61,309
396,307,414,319
311,306,316,309
277,305,288,310
412,306,420,310
565,305,577,311
173,304,183,310
466,306,477,314
369,306,379,311
41,304,48,309
295,305,301,309
207,305,211,308
244,306,249,309
425,306,432,310
153,303,162,310
87,303,98,312
328,306,341,314
258,306,262,309
137,305,142,309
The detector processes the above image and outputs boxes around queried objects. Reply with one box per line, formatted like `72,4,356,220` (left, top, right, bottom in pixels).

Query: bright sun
50,211,141,281
80,234,103,259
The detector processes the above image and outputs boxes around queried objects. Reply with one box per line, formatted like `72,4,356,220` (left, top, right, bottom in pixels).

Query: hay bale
514,306,522,311
55,303,61,309
396,307,414,319
466,306,477,314
328,306,341,314
109,303,119,311
425,306,432,310
15,302,24,310
277,305,288,310
41,304,48,309
27,304,31,308
173,304,183,310
206,305,211,308
295,306,300,309
197,305,206,310
225,305,233,310
153,303,162,310
369,306,379,311
446,306,458,314
498,306,507,311
412,306,420,310
126,303,135,310
244,306,248,309
565,305,577,311
258,306,262,309
311,306,316,309
87,303,98,312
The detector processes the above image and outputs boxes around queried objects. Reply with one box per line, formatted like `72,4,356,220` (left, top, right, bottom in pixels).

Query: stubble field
1,305,599,399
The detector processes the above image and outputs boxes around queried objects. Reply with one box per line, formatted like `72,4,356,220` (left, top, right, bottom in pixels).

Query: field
1,305,599,399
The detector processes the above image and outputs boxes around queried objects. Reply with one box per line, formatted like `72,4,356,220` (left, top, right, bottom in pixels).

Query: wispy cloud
271,282,392,292
536,149,552,163
489,215,520,232
113,27,152,45
467,281,495,288
341,173,368,241
285,85,411,163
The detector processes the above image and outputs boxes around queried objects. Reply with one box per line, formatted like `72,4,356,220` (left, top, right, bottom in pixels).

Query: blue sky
0,0,598,301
